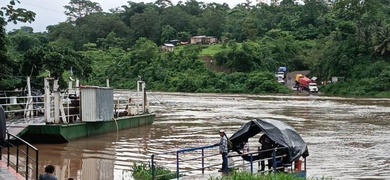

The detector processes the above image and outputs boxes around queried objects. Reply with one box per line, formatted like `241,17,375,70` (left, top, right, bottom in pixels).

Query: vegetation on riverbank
209,171,332,180
131,163,332,180
2,0,390,97
131,163,181,180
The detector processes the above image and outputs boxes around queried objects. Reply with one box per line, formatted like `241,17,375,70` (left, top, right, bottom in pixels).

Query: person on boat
218,129,228,173
39,165,58,180
259,134,276,172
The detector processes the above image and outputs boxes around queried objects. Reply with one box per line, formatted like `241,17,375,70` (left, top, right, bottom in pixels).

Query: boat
1,77,155,143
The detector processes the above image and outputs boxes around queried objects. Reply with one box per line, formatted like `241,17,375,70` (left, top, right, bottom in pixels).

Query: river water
33,92,390,180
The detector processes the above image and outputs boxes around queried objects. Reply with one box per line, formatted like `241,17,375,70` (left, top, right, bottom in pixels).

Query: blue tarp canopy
278,67,288,72
229,118,309,162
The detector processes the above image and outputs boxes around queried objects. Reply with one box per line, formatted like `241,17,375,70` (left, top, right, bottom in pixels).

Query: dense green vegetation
209,171,331,180
131,163,181,180
131,163,331,180
1,0,390,96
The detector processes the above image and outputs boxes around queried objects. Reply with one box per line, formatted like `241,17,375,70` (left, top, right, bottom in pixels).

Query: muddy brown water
29,93,390,179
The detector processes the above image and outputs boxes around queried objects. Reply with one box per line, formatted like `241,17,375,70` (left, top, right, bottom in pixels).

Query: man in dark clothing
259,134,275,172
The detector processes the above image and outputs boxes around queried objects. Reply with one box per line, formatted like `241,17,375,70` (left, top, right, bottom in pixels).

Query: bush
208,171,332,180
131,163,180,180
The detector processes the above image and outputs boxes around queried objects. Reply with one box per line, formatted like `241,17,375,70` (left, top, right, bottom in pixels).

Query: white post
44,78,51,123
26,77,32,118
75,79,80,97
137,81,140,114
142,81,146,113
54,79,60,124
106,79,110,87
68,80,72,90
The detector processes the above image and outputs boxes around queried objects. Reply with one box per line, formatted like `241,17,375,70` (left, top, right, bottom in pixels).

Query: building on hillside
190,36,217,45
162,43,175,52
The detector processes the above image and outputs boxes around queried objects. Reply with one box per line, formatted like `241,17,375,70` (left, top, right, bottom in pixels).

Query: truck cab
308,83,318,93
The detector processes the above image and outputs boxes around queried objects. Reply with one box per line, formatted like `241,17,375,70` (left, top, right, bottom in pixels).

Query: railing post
176,151,179,179
250,153,253,174
16,142,19,173
36,150,39,180
26,146,29,179
273,148,277,174
151,155,155,180
201,148,204,174
7,133,10,166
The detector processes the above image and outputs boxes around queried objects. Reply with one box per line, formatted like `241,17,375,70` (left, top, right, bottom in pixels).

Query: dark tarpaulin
229,118,309,162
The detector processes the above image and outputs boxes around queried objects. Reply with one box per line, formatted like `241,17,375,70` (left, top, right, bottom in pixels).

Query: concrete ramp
6,125,29,137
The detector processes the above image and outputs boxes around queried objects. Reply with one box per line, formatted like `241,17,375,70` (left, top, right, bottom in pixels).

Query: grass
172,43,243,57
200,44,225,56
208,171,333,180
131,163,182,180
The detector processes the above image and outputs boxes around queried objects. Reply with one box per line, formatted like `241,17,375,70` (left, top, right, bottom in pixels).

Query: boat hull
19,114,155,143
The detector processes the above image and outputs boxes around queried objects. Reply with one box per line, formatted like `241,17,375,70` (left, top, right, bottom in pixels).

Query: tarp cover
278,67,288,72
229,118,309,162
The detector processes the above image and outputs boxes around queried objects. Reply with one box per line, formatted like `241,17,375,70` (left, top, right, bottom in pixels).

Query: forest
1,0,390,97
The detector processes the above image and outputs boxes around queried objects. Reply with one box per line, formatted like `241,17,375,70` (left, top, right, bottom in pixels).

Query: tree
1,0,35,89
64,0,103,21
20,46,92,88
130,7,161,43
161,25,176,43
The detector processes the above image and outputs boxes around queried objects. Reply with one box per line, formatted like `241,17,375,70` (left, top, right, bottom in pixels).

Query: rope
147,92,170,109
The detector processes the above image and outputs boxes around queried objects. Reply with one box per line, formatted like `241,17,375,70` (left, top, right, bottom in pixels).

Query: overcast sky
1,0,250,32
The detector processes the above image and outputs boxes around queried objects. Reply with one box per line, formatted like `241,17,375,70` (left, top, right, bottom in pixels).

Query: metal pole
26,147,29,180
142,82,146,113
273,148,277,174
201,149,204,174
106,79,110,87
250,154,253,174
7,133,10,166
176,151,179,179
137,81,140,114
151,155,155,180
16,142,19,173
36,150,39,180
26,77,32,118
54,79,60,124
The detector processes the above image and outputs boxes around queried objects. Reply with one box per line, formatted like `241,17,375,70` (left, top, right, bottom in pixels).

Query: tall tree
1,0,35,89
64,0,103,21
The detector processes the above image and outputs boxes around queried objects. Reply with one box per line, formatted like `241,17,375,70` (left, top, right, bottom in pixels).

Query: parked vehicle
295,74,318,93
275,67,288,84
277,67,288,79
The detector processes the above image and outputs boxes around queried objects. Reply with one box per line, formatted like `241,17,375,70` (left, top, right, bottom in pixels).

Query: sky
0,0,251,32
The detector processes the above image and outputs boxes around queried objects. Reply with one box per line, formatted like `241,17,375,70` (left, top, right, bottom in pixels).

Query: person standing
39,165,58,180
218,129,228,173
259,134,275,172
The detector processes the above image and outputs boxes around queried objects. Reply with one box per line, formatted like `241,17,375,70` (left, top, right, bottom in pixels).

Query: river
34,92,390,180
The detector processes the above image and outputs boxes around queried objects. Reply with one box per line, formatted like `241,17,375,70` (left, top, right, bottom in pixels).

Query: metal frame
0,130,39,180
